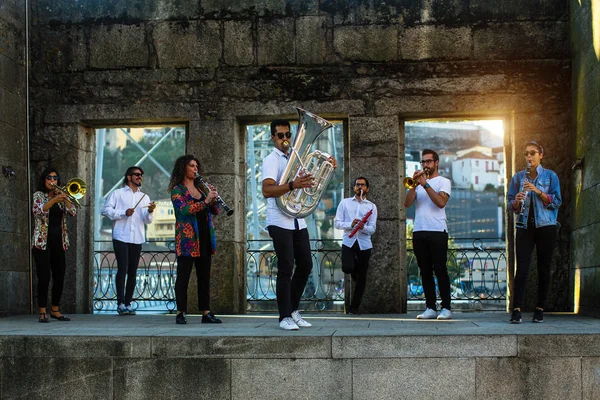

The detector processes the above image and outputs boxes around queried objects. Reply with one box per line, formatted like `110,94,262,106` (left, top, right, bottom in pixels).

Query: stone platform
1,312,599,399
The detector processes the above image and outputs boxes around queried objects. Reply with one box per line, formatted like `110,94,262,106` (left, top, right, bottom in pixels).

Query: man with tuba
404,149,453,320
102,166,155,316
262,118,337,330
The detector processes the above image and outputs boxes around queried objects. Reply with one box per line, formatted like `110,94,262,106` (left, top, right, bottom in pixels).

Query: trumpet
51,177,87,208
194,173,234,216
403,168,430,190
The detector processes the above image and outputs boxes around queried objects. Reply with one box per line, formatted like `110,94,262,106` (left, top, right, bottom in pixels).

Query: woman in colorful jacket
169,155,221,325
32,167,77,323
507,141,562,324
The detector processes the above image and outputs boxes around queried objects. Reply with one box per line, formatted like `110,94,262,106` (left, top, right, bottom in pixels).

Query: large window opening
245,120,345,311
93,126,186,313
405,119,507,308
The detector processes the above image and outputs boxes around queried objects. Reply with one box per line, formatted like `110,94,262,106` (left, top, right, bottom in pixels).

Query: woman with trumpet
31,167,77,323
168,155,222,325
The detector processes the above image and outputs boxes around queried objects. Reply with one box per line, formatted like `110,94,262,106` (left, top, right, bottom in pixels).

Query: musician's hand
205,189,218,204
328,156,338,169
415,170,427,186
147,202,156,213
295,172,314,188
125,208,135,217
523,182,539,194
54,193,68,204
351,218,361,228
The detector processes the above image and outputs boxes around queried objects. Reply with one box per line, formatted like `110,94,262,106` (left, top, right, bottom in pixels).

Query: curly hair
122,165,144,186
37,167,61,193
168,155,201,192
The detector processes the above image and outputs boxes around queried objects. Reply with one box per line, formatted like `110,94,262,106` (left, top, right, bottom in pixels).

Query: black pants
175,252,212,313
513,224,558,310
113,239,142,306
32,234,66,308
413,230,451,311
268,226,313,321
342,242,372,310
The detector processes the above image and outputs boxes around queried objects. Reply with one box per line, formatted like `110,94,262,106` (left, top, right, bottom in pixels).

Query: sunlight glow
594,0,600,59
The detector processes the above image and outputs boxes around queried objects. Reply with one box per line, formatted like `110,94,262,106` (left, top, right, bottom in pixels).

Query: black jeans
268,226,313,321
513,224,558,310
175,253,212,313
113,239,142,306
342,242,372,310
32,233,66,308
413,230,451,311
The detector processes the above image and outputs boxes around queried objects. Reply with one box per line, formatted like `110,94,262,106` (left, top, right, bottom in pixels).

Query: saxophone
275,107,336,219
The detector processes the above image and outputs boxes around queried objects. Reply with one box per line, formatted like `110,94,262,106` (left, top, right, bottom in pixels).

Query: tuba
276,107,336,219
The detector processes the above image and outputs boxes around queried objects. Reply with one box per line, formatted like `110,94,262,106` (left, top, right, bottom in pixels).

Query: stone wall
0,0,29,315
26,0,572,314
570,0,600,317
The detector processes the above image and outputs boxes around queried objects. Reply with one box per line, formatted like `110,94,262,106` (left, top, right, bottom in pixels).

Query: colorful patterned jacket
171,183,220,257
31,191,77,251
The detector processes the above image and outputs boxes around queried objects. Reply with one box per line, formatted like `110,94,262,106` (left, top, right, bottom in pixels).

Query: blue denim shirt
507,165,561,229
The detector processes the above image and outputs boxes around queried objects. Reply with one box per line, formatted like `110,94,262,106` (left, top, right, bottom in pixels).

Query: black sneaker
175,312,187,325
510,309,522,324
533,309,544,323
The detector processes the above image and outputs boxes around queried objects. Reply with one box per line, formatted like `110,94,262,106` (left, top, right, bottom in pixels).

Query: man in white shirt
102,166,156,315
404,149,453,320
334,177,377,314
262,119,337,330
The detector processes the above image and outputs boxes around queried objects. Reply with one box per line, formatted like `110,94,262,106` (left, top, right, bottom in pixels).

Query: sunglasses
355,183,367,187
130,173,143,177
276,132,292,140
46,175,59,181
523,150,539,156
420,159,435,165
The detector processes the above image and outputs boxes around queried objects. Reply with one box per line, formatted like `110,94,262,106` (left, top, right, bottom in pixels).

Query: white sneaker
291,310,312,327
416,308,438,319
117,304,129,315
437,308,452,320
126,305,136,315
279,317,300,331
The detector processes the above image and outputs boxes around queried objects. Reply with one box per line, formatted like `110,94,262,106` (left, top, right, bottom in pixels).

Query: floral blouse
31,191,77,251
171,183,220,257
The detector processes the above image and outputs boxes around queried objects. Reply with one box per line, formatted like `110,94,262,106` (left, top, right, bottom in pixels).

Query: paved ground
1,311,599,337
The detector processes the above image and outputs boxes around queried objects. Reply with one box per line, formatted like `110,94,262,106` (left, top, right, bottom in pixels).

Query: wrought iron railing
93,238,506,313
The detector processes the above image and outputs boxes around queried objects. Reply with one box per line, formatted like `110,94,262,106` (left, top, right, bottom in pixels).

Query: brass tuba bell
275,107,336,219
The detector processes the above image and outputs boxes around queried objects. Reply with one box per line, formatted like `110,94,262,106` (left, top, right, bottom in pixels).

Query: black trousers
268,226,313,321
32,233,66,308
413,230,451,311
113,239,142,306
513,224,558,310
175,252,212,313
342,242,372,310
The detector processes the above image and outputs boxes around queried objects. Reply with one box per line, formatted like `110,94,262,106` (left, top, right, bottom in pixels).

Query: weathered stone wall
26,0,572,314
0,0,29,315
570,0,600,317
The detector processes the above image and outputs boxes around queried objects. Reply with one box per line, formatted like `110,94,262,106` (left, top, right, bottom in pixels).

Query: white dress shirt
262,148,307,231
334,196,377,250
102,185,154,244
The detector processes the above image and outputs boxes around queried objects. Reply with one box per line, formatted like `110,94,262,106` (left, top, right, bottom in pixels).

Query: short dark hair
122,166,144,186
525,140,544,155
422,149,439,162
270,119,291,135
354,176,369,188
37,167,60,192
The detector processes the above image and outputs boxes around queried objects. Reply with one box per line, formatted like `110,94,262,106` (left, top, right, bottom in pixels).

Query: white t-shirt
262,148,307,231
413,176,451,233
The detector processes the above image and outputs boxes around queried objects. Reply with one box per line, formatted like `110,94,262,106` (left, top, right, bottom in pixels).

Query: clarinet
515,162,531,228
194,173,234,216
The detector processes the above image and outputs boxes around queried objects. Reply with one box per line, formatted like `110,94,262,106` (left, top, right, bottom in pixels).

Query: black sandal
39,313,49,323
50,312,70,321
